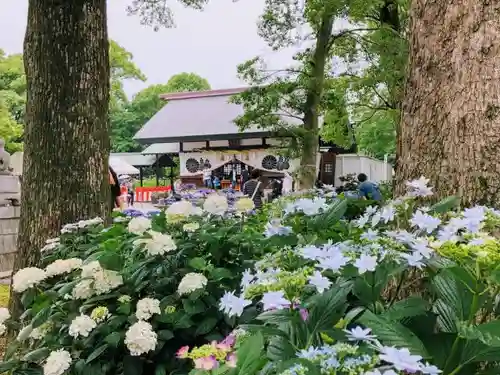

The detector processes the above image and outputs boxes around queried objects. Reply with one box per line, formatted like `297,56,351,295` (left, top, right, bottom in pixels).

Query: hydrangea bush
0,195,269,375
3,181,500,375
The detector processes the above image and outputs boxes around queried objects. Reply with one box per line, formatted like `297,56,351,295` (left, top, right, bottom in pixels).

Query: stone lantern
0,139,21,206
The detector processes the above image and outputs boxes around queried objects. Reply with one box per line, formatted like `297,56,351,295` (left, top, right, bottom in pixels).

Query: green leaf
267,336,296,361
124,355,144,375
0,360,18,373
358,310,429,357
383,297,429,321
236,332,265,375
86,344,108,364
434,271,473,317
21,289,36,308
57,280,79,296
31,306,51,328
428,196,459,214
158,330,174,341
155,364,167,375
105,332,122,347
306,281,352,336
117,302,131,315
97,252,123,271
195,317,218,335
210,267,233,280
182,299,206,315
22,347,50,362
459,320,500,347
188,257,207,270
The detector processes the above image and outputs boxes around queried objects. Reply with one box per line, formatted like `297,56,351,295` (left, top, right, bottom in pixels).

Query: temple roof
134,88,303,144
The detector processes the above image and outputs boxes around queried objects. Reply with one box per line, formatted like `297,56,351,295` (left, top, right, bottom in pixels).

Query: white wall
335,154,392,186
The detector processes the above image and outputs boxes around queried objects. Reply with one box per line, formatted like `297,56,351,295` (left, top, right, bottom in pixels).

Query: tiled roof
134,88,302,143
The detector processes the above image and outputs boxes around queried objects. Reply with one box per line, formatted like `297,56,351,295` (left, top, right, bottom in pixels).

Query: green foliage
0,41,149,153
126,0,209,30
0,49,25,152
109,40,147,111
326,0,409,159
7,180,500,374
110,73,210,152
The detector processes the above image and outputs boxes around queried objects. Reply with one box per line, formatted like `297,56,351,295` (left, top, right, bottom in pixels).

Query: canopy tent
109,156,140,175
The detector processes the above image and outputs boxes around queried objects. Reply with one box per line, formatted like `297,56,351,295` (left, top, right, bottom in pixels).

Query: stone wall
0,206,19,278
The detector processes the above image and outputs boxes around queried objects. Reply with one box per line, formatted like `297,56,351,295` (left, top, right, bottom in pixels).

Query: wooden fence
0,206,19,279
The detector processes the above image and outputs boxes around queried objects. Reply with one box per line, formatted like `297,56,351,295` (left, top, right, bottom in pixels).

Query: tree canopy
232,0,408,161
110,72,211,152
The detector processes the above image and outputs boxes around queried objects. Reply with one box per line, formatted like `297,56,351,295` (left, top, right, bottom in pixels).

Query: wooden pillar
139,166,143,187
155,154,159,186
170,165,174,192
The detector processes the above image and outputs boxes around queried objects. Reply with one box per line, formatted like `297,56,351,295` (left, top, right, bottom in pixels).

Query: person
203,166,212,188
243,169,263,209
241,166,249,186
269,178,283,202
357,173,382,201
213,174,221,190
126,177,135,206
109,166,122,210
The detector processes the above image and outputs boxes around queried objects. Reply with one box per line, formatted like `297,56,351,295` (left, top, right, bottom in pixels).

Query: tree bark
395,0,500,206
10,0,110,317
299,11,334,189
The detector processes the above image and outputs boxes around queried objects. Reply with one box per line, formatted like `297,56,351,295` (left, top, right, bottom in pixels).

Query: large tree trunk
299,11,334,189
395,0,500,205
10,0,110,318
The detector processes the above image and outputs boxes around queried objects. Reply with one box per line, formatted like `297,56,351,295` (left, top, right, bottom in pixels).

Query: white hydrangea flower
77,217,103,228
93,269,123,295
17,325,33,341
40,238,60,253
45,258,83,278
68,314,97,338
177,273,208,295
128,216,152,235
72,279,94,300
12,267,47,293
43,349,72,375
235,197,254,212
136,298,161,321
183,222,200,233
0,323,6,336
61,223,78,234
118,295,132,303
125,321,158,356
0,307,10,324
135,231,177,256
81,261,102,278
203,194,228,215
166,200,198,222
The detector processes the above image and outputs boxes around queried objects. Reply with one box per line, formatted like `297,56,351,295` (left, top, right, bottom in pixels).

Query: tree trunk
299,11,334,189
395,0,500,206
10,0,110,318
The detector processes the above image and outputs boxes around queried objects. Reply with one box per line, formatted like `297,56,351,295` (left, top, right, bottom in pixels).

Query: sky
0,0,298,97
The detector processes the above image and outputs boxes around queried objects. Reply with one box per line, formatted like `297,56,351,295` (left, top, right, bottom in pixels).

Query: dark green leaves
359,310,429,357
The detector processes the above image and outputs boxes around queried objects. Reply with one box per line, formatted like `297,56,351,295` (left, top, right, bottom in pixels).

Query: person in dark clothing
357,173,382,201
240,167,250,186
270,178,283,201
243,169,263,208
109,167,121,209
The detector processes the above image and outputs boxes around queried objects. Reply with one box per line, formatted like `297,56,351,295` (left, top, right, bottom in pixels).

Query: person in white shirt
203,167,212,188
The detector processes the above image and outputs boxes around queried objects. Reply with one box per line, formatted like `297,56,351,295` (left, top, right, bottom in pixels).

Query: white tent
109,156,140,175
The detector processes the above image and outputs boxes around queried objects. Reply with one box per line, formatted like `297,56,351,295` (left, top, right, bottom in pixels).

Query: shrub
5,180,500,375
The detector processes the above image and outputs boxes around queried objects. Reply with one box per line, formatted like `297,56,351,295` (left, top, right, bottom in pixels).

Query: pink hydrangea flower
176,346,189,359
194,355,219,370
